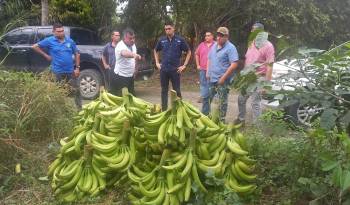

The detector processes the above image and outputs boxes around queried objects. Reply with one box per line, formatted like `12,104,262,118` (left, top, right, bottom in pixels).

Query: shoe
197,97,203,103
234,118,245,126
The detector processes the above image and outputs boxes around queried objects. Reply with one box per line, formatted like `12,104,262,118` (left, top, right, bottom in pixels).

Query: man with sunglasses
195,31,215,115
207,27,239,122
154,21,191,111
102,30,121,91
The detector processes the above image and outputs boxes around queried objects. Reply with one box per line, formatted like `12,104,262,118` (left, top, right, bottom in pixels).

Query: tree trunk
41,0,49,26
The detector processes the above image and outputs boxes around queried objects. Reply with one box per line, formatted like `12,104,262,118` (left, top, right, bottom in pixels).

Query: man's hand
104,64,110,69
177,65,186,73
134,53,142,61
197,65,201,70
156,62,161,70
218,76,226,85
73,69,80,77
45,55,52,62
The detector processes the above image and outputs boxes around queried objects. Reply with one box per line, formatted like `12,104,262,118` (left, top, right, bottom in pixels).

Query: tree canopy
0,0,349,52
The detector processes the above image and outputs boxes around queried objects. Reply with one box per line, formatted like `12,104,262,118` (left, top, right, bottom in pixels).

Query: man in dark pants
32,23,82,110
101,30,120,91
154,21,191,110
110,28,141,96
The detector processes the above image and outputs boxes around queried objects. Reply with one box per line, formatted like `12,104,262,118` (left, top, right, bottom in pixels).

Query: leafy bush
0,70,75,176
246,127,350,204
270,41,350,133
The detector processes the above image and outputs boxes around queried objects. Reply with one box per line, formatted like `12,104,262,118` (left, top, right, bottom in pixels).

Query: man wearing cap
207,27,239,122
235,22,275,125
154,21,191,111
195,31,215,115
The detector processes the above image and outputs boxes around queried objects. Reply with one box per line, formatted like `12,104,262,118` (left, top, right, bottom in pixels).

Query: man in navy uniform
154,21,191,110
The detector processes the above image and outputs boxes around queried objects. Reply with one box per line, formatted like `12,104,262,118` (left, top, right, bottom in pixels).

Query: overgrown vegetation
243,117,350,205
271,41,350,133
0,71,75,202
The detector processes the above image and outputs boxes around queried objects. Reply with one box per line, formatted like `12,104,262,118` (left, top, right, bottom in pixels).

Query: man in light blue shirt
207,27,239,122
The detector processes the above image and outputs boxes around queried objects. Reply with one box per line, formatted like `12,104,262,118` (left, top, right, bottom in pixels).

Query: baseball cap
252,22,264,30
217,27,229,35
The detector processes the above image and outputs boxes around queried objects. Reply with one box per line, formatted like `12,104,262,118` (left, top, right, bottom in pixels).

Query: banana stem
121,120,131,145
159,149,171,177
159,149,170,166
122,87,130,105
99,86,105,101
83,145,93,166
170,90,177,110
92,114,101,131
190,128,197,150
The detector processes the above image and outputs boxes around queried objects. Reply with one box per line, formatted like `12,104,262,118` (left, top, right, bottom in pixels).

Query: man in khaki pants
235,23,275,125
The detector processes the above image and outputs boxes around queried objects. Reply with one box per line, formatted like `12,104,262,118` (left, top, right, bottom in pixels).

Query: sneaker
234,118,245,126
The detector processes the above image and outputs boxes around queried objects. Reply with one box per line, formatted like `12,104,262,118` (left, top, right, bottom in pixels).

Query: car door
0,28,33,71
29,28,53,73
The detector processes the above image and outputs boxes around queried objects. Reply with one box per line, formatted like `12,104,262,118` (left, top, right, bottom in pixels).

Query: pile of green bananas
48,89,257,204
48,88,154,202
127,94,257,204
48,146,106,202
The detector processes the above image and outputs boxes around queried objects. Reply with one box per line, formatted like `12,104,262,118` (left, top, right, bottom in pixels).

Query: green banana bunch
49,89,258,203
224,172,257,194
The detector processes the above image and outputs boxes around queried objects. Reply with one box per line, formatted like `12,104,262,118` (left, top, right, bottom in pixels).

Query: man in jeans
110,28,141,96
207,27,239,122
101,30,120,91
195,31,215,115
32,23,82,110
235,23,275,125
154,21,191,110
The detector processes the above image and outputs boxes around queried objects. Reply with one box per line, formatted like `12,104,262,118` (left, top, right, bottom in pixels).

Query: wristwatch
76,65,80,69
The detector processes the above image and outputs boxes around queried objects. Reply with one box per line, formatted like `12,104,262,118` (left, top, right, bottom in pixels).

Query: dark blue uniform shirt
155,34,189,70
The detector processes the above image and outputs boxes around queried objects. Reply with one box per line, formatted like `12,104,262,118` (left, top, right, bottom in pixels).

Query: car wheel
284,102,323,127
79,69,102,99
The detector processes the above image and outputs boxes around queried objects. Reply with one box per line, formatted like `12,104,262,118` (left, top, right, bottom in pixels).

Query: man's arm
121,50,140,60
101,55,109,69
154,50,161,70
218,62,238,85
206,59,210,80
195,52,200,70
74,52,80,77
263,42,275,81
265,63,273,81
101,47,110,69
75,52,80,69
177,50,191,73
32,44,51,61
195,46,200,69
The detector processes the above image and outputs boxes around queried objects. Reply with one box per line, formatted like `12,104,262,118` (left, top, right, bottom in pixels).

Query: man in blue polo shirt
154,21,191,110
207,27,239,122
32,23,82,109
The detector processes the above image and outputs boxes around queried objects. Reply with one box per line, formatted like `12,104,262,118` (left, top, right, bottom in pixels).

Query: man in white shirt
110,28,141,96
